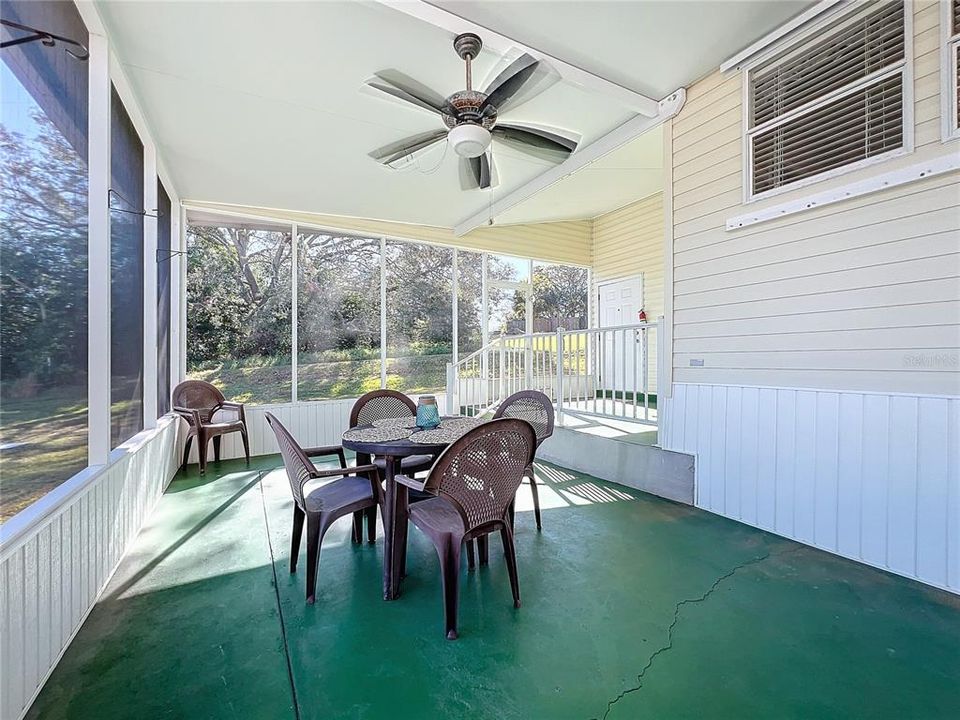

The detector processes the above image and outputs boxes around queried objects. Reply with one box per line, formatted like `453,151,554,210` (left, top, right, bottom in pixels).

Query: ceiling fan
365,33,580,190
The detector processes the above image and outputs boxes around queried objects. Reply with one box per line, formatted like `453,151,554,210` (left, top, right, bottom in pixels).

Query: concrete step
538,426,694,505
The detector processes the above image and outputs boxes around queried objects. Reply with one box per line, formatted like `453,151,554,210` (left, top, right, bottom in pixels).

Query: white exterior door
598,276,643,392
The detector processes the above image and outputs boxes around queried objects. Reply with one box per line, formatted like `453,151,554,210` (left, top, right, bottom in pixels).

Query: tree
0,113,87,386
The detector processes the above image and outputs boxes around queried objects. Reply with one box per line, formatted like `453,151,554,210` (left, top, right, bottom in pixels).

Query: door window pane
385,241,453,395
0,0,89,522
297,231,380,400
156,180,172,415
110,86,144,446
186,222,292,404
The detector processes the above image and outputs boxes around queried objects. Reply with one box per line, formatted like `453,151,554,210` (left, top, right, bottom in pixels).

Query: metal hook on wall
0,19,89,61
109,189,161,219
156,248,187,263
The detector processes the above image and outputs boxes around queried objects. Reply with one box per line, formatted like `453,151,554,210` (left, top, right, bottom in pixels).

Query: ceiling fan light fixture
448,123,491,158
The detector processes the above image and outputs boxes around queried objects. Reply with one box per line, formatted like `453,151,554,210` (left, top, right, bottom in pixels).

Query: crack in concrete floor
594,548,802,720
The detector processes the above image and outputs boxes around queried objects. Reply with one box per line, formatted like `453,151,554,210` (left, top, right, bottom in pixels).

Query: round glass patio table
341,416,485,601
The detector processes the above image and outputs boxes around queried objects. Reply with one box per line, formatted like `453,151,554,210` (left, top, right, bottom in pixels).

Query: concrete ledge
538,427,694,505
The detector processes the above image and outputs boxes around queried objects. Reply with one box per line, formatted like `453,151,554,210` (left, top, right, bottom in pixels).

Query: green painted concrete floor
28,456,960,720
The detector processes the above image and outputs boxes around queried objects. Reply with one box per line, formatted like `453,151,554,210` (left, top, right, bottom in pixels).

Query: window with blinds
747,0,908,198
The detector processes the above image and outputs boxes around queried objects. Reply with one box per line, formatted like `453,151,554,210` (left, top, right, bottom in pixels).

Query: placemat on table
342,426,414,443
371,416,418,429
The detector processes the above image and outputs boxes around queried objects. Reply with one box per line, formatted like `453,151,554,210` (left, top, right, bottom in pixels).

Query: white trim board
726,154,960,231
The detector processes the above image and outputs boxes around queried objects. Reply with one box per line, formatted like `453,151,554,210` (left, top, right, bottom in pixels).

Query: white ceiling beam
454,89,686,237
377,0,661,117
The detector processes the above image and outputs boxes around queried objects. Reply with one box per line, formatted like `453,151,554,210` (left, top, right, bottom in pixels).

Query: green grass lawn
187,351,452,405
0,384,88,522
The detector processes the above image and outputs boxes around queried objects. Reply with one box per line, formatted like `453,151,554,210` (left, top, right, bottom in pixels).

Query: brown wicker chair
397,418,536,639
265,412,383,604
493,390,555,530
350,389,434,476
172,380,250,475
466,390,554,568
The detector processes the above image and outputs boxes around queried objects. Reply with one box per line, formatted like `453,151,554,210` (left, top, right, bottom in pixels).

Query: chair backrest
350,389,416,427
265,412,315,509
172,380,225,421
424,418,536,532
492,390,554,446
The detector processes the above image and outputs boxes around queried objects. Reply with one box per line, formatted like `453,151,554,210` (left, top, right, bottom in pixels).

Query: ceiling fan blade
365,70,453,117
370,130,448,167
481,53,555,114
493,123,580,160
463,152,497,190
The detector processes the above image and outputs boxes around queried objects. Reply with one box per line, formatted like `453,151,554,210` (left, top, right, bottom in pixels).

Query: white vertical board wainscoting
188,399,357,463
0,418,180,720
661,383,960,594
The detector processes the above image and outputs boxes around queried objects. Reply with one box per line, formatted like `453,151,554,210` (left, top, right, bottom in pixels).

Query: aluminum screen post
446,362,456,415
555,327,565,423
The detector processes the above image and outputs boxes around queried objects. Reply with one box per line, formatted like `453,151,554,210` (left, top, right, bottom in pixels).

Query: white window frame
942,0,960,142
741,0,914,204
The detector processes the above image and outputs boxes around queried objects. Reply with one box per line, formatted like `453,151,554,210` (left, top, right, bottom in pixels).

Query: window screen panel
110,86,144,447
157,180,172,416
0,0,89,522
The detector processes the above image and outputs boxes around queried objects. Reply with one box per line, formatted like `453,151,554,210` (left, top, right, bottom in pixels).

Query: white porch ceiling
98,0,809,227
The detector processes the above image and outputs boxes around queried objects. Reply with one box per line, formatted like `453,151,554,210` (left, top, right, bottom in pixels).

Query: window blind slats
748,0,905,196
752,73,903,195
753,1,903,125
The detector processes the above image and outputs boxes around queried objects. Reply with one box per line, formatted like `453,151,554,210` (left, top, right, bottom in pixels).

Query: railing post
498,333,506,404
555,327,564,423
446,361,456,415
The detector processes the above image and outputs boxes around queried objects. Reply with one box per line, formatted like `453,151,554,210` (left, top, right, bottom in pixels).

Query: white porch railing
446,318,661,425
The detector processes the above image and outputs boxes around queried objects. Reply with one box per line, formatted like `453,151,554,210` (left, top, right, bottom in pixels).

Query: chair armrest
309,463,379,480
304,445,347,467
219,400,246,423
173,406,201,426
395,474,428,492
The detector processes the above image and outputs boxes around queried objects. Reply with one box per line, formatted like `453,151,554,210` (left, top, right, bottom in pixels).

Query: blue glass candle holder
416,396,441,429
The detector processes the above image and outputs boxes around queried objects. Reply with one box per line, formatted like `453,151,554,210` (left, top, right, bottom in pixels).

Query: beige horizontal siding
593,193,665,390
668,0,960,396
184,201,592,265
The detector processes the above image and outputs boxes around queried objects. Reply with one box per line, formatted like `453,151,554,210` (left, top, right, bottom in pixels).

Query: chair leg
529,471,542,531
240,426,251,466
351,512,363,544
478,535,489,566
181,436,193,472
305,513,324,604
440,539,462,640
198,431,209,476
465,539,475,570
500,525,521,609
290,505,305,573
213,436,221,464
365,505,377,544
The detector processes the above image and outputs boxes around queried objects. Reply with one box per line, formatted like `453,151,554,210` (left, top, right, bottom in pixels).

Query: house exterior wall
660,0,960,594
184,201,593,266
592,192,665,392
